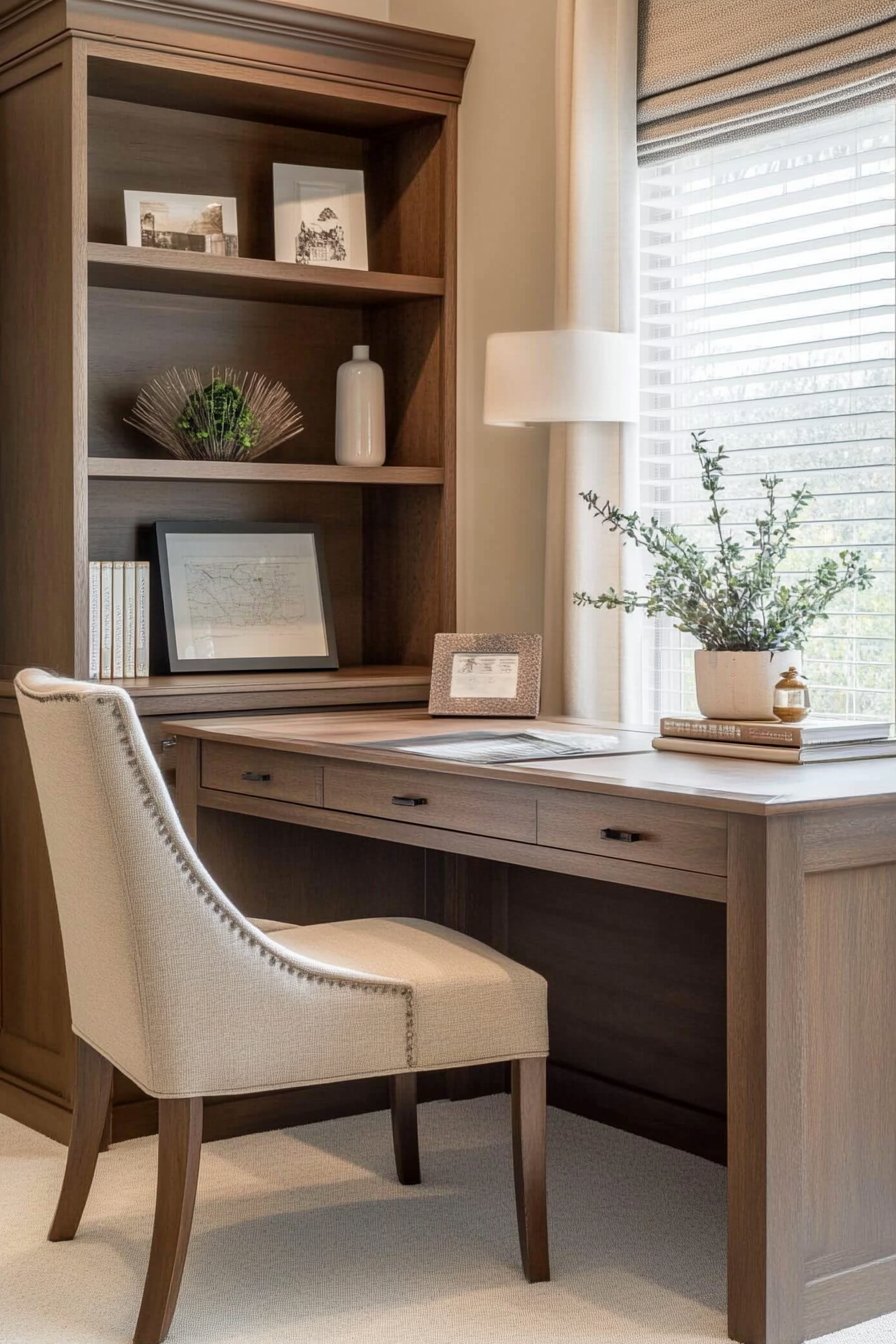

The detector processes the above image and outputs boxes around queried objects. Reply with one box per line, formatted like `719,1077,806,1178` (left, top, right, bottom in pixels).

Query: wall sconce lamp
483,329,639,427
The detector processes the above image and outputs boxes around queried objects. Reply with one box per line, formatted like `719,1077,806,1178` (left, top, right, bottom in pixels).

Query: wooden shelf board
113,666,431,698
87,459,444,485
87,243,444,307
0,667,432,714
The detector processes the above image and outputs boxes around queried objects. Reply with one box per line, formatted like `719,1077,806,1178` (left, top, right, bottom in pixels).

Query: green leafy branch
573,431,875,652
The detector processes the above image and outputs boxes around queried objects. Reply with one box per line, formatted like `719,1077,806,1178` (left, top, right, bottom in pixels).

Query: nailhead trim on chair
16,678,417,1068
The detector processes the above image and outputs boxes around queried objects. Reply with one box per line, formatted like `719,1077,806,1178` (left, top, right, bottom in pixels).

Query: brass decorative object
126,367,303,462
773,666,811,722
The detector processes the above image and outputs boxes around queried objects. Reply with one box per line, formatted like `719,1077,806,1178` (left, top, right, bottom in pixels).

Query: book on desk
654,713,896,764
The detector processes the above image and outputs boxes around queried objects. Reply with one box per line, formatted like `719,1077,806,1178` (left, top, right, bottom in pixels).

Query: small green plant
574,431,875,652
177,378,259,455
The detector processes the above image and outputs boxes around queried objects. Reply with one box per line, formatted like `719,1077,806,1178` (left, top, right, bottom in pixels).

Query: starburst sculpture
126,367,304,462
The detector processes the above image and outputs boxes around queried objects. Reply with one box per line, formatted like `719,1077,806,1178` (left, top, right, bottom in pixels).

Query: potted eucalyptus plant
575,432,875,721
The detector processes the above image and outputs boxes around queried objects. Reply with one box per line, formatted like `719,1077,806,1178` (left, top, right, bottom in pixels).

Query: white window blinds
638,100,896,721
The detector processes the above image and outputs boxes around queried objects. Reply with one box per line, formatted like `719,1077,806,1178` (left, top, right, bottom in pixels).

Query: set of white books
88,561,150,681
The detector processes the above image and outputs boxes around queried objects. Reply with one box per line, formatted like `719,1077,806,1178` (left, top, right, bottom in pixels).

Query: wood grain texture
0,1,474,101
0,713,72,1098
88,477,364,669
87,244,443,306
166,708,896,815
48,1037,113,1241
87,459,444,484
389,1072,421,1185
323,758,538,843
193,784,728,902
509,870,727,1123
87,286,362,466
727,813,807,1344
512,1057,549,1283
134,1096,203,1344
85,50,451,131
804,864,896,1279
175,736,199,845
202,740,323,807
0,52,81,676
536,790,727,876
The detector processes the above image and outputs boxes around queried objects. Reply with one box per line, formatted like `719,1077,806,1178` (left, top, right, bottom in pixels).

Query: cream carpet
2,1098,894,1344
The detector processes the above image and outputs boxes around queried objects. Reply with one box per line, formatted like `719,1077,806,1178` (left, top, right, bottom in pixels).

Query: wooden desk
168,707,896,1344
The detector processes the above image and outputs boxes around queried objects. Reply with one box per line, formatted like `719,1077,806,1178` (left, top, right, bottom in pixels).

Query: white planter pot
694,649,798,721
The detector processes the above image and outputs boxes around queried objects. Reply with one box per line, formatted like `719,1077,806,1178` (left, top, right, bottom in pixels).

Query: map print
184,559,307,630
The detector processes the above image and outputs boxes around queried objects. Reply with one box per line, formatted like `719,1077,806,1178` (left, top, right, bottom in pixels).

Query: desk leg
727,814,805,1344
175,736,199,846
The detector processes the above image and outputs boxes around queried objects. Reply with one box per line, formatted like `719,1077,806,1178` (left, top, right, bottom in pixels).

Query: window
639,103,896,721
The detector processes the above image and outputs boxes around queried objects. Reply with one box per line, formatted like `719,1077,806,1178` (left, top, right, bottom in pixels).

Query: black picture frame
154,521,339,674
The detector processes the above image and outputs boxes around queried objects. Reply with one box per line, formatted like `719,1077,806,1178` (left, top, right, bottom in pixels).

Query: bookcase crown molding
0,0,474,98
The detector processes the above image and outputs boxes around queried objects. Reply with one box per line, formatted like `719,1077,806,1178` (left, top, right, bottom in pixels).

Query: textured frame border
428,633,542,718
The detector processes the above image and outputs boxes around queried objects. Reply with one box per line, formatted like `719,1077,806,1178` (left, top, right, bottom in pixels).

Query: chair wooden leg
511,1057,550,1283
133,1097,203,1344
389,1072,421,1185
48,1036,113,1242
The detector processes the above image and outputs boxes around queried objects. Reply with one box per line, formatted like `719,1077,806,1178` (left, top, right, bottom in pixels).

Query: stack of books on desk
653,714,896,764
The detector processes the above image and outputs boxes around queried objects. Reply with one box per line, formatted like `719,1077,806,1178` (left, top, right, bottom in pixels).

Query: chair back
15,669,411,1098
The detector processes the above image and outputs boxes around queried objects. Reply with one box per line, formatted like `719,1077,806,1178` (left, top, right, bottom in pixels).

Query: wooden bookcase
0,0,472,1142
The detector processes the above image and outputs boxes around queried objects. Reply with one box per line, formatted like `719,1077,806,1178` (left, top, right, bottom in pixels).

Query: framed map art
154,522,338,673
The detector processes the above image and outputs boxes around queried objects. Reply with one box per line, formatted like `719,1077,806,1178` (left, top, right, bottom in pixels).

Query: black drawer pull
392,795,428,808
242,771,272,783
600,827,641,843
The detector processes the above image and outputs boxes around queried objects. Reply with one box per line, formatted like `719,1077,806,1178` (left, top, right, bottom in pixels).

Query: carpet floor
1,1097,894,1344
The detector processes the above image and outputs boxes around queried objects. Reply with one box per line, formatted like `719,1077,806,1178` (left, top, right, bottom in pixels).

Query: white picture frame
273,163,368,270
124,191,239,256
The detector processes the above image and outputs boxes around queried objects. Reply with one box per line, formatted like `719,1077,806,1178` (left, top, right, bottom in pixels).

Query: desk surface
167,707,896,815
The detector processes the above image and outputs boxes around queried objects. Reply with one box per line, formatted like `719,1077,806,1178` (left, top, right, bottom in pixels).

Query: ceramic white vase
694,649,798,721
335,345,385,467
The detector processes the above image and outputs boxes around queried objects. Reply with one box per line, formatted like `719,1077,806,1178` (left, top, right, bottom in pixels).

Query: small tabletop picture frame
155,521,338,674
429,633,542,717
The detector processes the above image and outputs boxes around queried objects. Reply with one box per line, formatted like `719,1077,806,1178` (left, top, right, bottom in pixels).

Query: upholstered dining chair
15,669,549,1344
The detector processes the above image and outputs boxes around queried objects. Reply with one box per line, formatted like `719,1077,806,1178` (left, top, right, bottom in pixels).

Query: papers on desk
366,729,650,764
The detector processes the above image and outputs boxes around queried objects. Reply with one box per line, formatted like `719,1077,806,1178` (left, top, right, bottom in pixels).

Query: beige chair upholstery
16,668,550,1344
15,669,548,1100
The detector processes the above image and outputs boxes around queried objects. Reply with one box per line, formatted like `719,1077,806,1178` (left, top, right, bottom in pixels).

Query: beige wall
283,0,391,18
391,0,556,634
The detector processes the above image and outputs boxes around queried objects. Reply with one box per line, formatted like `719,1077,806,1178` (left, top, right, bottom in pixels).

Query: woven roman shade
638,0,896,161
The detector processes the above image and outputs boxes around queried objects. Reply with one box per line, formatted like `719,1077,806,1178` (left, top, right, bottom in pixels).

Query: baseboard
0,1075,70,1145
547,1061,726,1164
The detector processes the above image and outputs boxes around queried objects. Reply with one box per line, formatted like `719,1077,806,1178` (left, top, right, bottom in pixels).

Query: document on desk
366,729,651,764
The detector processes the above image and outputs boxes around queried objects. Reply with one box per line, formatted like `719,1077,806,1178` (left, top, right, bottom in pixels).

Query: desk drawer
324,762,537,842
537,792,727,875
201,742,322,807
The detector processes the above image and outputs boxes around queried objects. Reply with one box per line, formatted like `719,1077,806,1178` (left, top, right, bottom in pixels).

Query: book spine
88,562,101,681
112,561,125,679
100,562,113,681
123,562,136,679
653,736,801,764
135,561,150,678
660,717,802,747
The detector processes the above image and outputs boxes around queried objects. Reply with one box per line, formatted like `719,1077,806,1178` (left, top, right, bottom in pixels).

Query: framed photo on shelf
273,163,368,269
429,633,542,717
154,522,338,673
124,191,239,256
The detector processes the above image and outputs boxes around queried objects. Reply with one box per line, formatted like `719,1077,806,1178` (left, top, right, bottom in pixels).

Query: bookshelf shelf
87,244,444,308
87,459,445,485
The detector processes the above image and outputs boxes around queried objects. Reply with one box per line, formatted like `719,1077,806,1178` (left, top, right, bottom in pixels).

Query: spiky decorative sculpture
126,367,303,462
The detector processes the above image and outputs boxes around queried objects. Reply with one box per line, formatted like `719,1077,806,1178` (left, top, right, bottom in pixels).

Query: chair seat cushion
267,917,548,1072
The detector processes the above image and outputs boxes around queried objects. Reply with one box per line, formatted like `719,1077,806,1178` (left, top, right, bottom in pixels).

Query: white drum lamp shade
483,329,639,426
